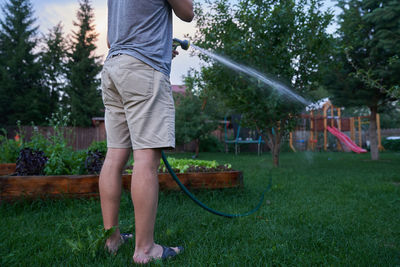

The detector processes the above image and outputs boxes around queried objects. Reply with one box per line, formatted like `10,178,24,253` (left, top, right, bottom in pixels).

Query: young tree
192,0,333,166
324,0,400,160
39,22,68,114
175,71,227,157
65,0,102,126
0,0,51,126
175,91,218,157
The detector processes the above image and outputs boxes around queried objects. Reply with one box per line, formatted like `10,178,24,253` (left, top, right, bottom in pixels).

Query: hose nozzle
173,38,190,51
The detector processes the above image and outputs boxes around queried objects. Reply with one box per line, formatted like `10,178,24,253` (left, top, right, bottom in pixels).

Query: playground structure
290,100,383,152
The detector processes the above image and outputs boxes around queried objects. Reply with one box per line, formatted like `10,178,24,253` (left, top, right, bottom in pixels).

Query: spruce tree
39,22,68,115
65,0,102,126
0,0,50,126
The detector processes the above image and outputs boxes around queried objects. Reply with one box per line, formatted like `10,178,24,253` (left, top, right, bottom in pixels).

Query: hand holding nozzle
173,38,190,51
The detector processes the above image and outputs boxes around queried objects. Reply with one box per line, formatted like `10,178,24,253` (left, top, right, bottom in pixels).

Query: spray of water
191,44,310,106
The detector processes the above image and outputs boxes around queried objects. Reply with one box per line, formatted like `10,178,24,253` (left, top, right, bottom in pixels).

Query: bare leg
132,149,180,264
99,148,131,251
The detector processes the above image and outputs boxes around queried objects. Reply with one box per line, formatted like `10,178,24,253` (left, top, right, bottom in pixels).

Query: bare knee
103,148,131,172
133,149,161,172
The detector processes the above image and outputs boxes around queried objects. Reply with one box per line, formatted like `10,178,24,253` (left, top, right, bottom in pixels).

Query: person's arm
168,0,194,22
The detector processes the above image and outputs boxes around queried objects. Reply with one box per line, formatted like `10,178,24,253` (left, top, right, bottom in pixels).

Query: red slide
327,126,367,154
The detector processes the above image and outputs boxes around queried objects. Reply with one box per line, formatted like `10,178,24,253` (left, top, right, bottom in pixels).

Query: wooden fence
5,126,106,151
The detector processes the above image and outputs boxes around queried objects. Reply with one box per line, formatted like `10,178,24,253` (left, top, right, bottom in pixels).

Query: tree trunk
194,138,200,158
266,127,282,167
272,141,280,167
369,106,379,160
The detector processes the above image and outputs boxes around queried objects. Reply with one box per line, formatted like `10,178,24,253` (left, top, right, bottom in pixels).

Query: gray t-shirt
107,0,173,76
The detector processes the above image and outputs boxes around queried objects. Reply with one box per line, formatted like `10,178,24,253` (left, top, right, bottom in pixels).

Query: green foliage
382,138,400,151
25,127,51,153
175,92,218,146
41,110,85,175
379,104,400,128
65,0,103,126
44,142,85,176
39,22,68,114
158,157,230,173
66,226,117,258
192,0,333,166
0,0,53,127
0,129,21,163
87,140,107,156
199,135,224,153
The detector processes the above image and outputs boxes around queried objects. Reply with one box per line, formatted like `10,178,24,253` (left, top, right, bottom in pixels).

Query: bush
382,138,400,151
25,127,51,153
199,135,224,152
87,140,107,155
0,129,21,163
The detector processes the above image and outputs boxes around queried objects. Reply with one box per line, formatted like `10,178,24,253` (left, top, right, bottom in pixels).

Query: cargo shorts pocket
118,67,154,103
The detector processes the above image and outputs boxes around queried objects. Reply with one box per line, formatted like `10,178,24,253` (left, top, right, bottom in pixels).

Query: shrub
87,140,107,155
382,138,400,151
25,127,51,153
0,129,21,163
199,135,224,152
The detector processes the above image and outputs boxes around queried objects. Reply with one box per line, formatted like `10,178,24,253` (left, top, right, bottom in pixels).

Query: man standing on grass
99,0,193,264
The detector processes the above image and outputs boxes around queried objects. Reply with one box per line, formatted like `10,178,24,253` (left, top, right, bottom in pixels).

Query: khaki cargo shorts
101,54,175,150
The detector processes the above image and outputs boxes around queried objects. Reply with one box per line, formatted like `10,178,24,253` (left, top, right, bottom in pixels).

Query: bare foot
105,233,133,254
133,244,182,264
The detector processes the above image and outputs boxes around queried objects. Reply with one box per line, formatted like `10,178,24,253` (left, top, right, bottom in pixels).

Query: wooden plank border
0,171,243,201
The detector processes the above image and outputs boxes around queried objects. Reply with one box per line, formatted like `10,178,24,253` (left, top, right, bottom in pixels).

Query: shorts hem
132,143,175,151
107,143,132,149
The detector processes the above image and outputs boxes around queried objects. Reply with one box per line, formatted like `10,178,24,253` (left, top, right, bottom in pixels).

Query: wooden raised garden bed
0,171,243,201
0,163,16,176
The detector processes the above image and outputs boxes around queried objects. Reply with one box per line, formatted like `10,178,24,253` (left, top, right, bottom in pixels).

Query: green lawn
1,152,400,266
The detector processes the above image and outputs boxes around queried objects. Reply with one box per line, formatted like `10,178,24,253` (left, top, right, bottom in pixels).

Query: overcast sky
1,0,340,85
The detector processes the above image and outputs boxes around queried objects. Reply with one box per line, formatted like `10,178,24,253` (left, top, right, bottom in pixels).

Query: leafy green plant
0,129,21,163
25,126,51,153
158,157,231,173
87,140,107,155
43,109,86,175
66,226,117,258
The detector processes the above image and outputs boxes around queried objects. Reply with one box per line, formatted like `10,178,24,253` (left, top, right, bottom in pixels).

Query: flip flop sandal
161,245,184,260
120,233,133,243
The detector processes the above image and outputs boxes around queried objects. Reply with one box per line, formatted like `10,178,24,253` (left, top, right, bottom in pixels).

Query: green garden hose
161,151,272,218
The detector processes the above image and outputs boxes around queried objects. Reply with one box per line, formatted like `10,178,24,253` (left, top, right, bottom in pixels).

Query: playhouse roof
305,98,330,111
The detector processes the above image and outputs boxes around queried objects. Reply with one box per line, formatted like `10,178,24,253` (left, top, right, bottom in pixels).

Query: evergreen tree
0,0,50,126
65,0,102,126
39,22,68,115
324,0,400,160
